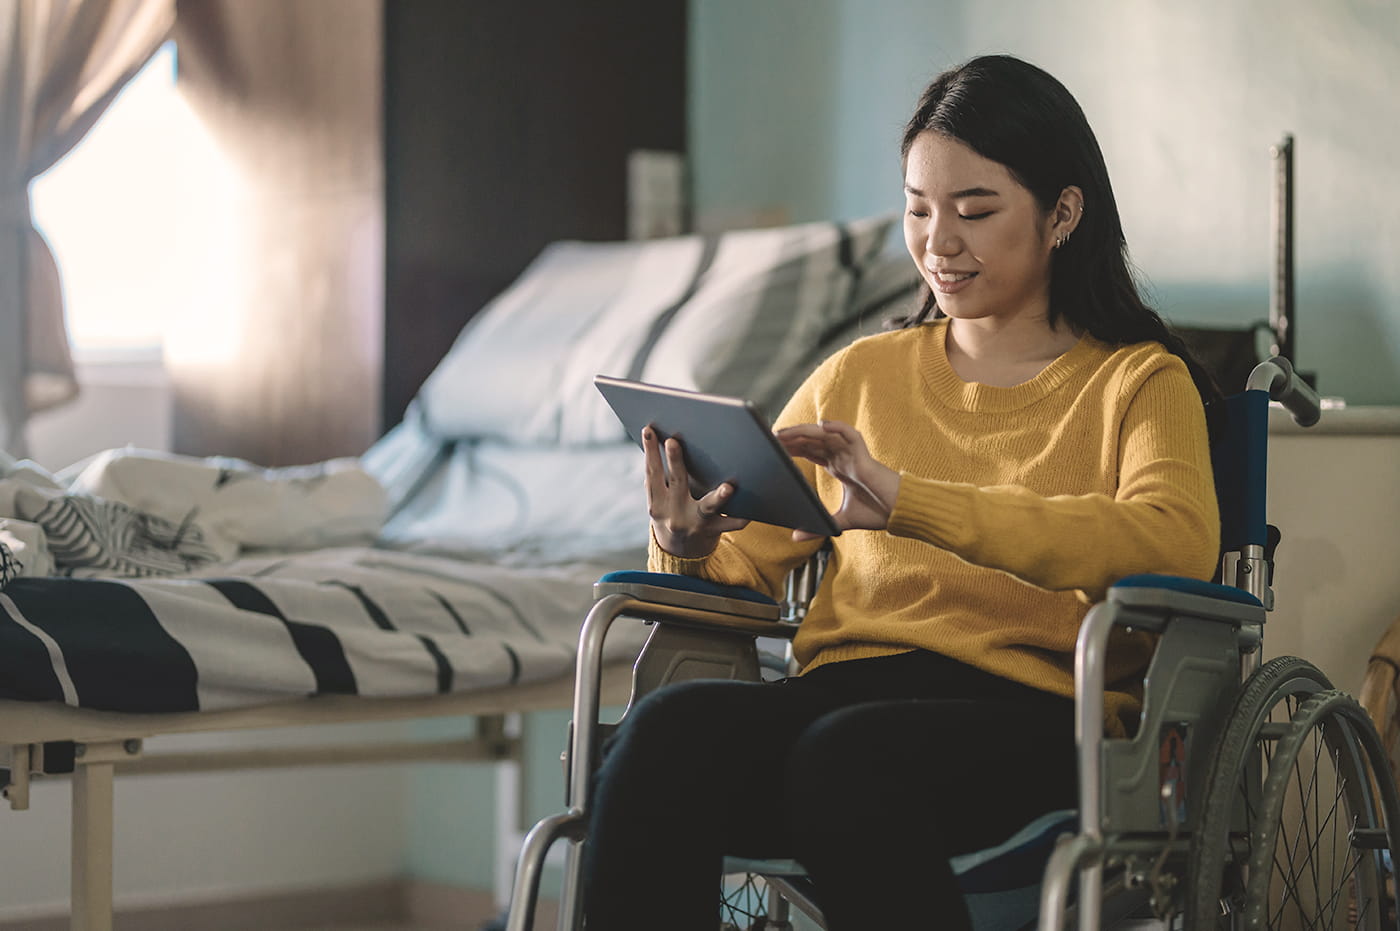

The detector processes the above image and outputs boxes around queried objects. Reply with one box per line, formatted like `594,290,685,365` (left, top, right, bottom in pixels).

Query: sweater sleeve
886,360,1220,601
646,354,834,597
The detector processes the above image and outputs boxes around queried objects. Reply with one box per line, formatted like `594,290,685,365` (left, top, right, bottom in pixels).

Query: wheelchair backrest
1210,389,1271,555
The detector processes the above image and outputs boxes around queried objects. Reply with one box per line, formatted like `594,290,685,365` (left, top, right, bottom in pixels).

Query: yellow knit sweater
649,319,1220,729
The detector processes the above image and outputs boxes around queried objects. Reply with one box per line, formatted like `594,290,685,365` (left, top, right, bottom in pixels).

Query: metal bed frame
0,662,636,931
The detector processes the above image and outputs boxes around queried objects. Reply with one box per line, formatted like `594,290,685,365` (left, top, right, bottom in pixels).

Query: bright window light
30,42,245,361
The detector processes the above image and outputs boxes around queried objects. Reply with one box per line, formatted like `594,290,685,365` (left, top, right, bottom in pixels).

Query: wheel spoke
1316,838,1365,927
1272,745,1355,927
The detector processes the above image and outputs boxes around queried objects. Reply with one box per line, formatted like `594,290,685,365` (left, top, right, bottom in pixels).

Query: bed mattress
0,546,648,713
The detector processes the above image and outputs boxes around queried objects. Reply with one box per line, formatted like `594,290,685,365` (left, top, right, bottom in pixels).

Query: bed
0,213,917,929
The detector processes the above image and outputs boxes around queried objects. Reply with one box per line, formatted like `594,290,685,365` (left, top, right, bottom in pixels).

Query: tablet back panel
595,376,839,536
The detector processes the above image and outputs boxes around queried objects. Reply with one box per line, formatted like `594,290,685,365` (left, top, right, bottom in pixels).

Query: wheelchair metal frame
507,357,1400,931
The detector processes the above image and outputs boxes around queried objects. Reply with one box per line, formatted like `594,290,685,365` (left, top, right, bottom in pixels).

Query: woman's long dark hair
895,55,1220,409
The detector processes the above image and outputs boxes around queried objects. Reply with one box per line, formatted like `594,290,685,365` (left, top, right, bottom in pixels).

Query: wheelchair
506,356,1400,931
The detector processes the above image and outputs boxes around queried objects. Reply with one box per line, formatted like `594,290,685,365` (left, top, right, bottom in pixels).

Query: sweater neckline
920,319,1107,412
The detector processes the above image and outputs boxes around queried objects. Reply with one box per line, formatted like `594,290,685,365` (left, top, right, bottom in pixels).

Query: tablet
595,375,840,537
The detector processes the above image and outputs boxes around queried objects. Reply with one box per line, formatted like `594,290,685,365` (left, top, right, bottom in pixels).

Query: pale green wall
691,0,1400,404
407,0,1400,898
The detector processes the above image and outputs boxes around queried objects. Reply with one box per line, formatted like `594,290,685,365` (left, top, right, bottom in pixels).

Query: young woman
582,54,1221,929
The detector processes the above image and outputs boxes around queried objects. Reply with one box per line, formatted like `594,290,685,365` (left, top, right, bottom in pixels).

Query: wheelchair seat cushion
1111,573,1263,607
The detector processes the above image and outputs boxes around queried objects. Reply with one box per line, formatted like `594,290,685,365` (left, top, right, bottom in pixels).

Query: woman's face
903,132,1057,326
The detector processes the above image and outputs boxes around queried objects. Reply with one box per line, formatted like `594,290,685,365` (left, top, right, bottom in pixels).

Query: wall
0,729,410,924
1265,425,1400,696
26,360,172,471
690,0,1400,404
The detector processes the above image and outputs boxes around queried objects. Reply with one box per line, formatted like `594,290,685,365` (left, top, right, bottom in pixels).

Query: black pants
582,649,1078,930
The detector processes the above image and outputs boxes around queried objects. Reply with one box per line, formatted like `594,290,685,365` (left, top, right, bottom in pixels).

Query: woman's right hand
643,427,750,558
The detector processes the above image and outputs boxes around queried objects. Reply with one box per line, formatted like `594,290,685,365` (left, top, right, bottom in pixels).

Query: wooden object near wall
170,0,385,466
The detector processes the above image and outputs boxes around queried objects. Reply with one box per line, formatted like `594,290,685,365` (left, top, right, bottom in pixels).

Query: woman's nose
925,218,960,257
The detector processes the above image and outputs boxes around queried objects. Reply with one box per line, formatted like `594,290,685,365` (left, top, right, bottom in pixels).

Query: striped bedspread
0,547,644,713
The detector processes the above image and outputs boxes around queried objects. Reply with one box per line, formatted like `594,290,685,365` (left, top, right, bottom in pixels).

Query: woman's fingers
643,430,749,538
697,482,751,534
816,419,863,448
779,420,901,533
777,425,843,465
642,427,667,494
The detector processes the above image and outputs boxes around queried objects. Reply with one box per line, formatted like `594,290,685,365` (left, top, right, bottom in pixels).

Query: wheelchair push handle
1247,355,1321,427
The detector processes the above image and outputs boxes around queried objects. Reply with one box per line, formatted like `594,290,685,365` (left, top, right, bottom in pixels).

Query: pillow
753,251,923,423
418,213,898,446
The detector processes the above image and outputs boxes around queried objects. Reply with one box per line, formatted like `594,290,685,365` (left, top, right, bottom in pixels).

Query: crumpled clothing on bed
0,479,225,579
63,448,388,558
0,448,388,586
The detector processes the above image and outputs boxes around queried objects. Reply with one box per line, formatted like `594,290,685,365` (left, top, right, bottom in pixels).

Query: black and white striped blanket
0,547,644,713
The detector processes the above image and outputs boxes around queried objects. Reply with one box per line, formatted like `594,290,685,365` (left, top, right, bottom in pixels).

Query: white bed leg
494,713,524,910
70,757,115,931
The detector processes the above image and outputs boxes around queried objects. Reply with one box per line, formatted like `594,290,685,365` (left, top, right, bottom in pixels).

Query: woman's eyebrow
902,184,1001,199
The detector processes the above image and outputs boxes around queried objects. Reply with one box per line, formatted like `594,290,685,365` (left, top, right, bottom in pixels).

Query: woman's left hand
776,420,902,541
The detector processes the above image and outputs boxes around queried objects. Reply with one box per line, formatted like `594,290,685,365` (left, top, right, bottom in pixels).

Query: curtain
168,0,383,467
0,0,175,455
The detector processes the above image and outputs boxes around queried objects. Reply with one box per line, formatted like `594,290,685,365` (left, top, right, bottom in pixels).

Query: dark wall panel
383,0,688,427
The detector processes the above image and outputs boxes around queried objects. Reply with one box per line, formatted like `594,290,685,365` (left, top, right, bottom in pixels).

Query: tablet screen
595,375,840,537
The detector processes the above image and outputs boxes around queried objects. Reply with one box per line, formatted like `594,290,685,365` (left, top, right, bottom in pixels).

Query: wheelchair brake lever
1264,524,1282,586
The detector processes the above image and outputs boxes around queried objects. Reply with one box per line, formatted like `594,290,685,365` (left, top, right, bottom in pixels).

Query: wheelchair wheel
1185,656,1333,927
1241,691,1400,929
1186,656,1400,929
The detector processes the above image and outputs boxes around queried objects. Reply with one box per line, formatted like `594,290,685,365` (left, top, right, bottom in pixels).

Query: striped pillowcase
417,214,899,446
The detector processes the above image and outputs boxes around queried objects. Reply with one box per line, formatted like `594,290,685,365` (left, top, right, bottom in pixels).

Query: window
30,42,243,362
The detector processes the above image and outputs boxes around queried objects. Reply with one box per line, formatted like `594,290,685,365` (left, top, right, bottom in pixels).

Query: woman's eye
959,211,993,221
906,208,928,219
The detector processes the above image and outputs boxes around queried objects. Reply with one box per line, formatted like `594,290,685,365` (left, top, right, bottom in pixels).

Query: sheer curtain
0,0,174,455
169,0,383,467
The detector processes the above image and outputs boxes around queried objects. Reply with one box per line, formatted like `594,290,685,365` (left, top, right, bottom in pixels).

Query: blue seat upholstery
597,569,780,607
1111,573,1262,607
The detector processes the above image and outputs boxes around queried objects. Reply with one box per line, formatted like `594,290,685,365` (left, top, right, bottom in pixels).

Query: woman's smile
929,268,979,293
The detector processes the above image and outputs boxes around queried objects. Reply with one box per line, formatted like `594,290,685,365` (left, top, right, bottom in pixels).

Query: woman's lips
930,269,978,294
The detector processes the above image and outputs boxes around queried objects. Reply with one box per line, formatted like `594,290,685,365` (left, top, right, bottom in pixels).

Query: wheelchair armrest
594,570,798,639
1075,575,1266,843
1105,574,1266,632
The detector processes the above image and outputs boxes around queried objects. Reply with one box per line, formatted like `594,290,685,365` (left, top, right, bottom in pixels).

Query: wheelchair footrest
721,809,1078,893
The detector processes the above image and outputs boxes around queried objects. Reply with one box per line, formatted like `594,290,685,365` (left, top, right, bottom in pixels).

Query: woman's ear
1050,185,1085,249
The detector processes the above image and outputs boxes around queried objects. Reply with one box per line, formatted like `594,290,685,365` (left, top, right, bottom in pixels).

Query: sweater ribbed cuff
886,474,974,550
647,527,714,576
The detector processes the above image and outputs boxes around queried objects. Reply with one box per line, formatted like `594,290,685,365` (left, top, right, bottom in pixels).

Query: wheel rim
1244,692,1396,930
